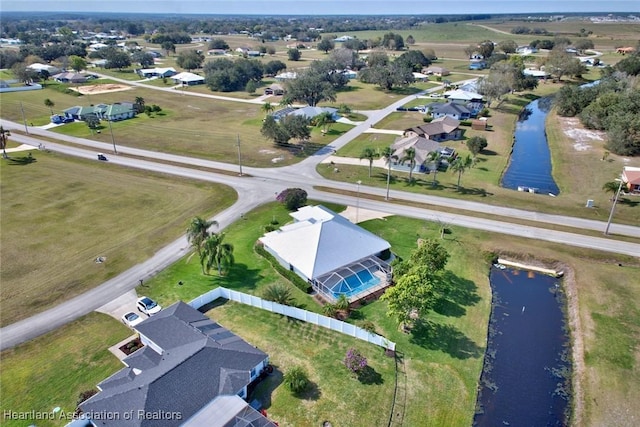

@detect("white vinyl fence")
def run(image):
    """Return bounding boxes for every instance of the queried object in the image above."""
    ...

[189,287,395,351]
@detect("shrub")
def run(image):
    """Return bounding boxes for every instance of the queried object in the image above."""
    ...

[264,224,277,232]
[322,303,337,318]
[276,188,308,211]
[284,366,309,394]
[255,244,312,293]
[344,348,367,375]
[459,120,472,127]
[262,283,294,305]
[335,294,349,311]
[360,320,376,334]
[422,116,433,123]
[76,389,98,406]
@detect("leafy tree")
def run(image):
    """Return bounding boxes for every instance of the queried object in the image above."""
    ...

[478,40,495,58]
[103,48,131,70]
[284,366,309,394]
[396,50,431,72]
[282,115,312,141]
[554,84,597,117]
[497,40,518,54]
[266,46,276,55]
[186,216,218,258]
[285,68,336,106]
[359,60,414,91]
[276,188,308,211]
[262,283,294,305]
[606,113,640,156]
[466,136,488,157]
[69,55,87,72]
[176,50,204,71]
[261,115,292,146]
[422,48,438,60]
[208,38,229,50]
[574,39,594,54]
[44,98,55,115]
[0,126,11,159]
[614,55,640,76]
[161,41,175,56]
[381,32,404,50]
[287,48,301,61]
[318,38,335,53]
[450,154,473,190]
[360,147,376,177]
[344,348,367,375]
[264,60,287,76]
[366,51,389,68]
[84,114,101,134]
[131,51,155,68]
[400,147,417,182]
[545,47,586,81]
[200,232,234,276]
[406,35,415,45]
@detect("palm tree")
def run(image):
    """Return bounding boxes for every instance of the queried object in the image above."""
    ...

[200,232,235,276]
[400,147,417,182]
[262,283,295,305]
[603,181,623,202]
[261,102,274,118]
[380,146,396,200]
[450,154,473,190]
[134,97,145,113]
[186,216,218,258]
[0,126,11,159]
[44,98,55,115]
[315,111,336,135]
[360,147,376,177]
[426,150,442,186]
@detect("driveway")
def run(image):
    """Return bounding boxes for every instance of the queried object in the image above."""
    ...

[95,289,139,323]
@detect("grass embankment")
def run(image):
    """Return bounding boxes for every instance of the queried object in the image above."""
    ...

[0,152,236,326]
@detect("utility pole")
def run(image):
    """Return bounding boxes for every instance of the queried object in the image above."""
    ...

[108,119,117,155]
[20,102,29,134]
[236,135,243,176]
[604,178,623,235]
[356,180,362,223]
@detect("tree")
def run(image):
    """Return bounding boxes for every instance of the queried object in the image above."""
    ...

[314,111,335,135]
[317,38,335,53]
[176,50,204,71]
[262,283,294,305]
[477,40,495,58]
[450,154,473,190]
[381,32,404,50]
[380,146,396,199]
[44,98,55,115]
[200,232,234,276]
[134,97,145,114]
[0,126,10,159]
[574,39,594,54]
[344,348,367,375]
[264,60,286,76]
[287,48,301,61]
[261,115,292,146]
[360,147,376,178]
[84,114,101,134]
[322,303,337,318]
[545,47,586,81]
[426,150,442,186]
[103,48,131,70]
[284,366,309,394]
[396,50,431,72]
[359,61,414,91]
[285,68,336,106]
[131,51,155,68]
[497,40,518,54]
[261,102,274,118]
[400,147,417,182]
[466,136,488,157]
[161,41,175,56]
[406,35,415,45]
[422,48,438,60]
[186,216,218,258]
[603,181,622,201]
[208,38,229,50]
[276,188,308,211]
[69,55,87,72]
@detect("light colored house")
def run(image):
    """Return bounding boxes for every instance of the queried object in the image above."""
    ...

[26,63,61,75]
[275,71,298,81]
[259,205,392,302]
[443,89,483,103]
[272,106,338,122]
[79,302,271,427]
[412,72,429,82]
[516,46,538,55]
[207,49,226,56]
[333,35,354,42]
[404,116,462,141]
[523,68,549,78]
[137,67,177,78]
[171,71,205,86]
[622,166,640,194]
[423,66,450,76]
[52,72,87,84]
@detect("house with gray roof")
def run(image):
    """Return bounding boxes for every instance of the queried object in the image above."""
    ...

[79,302,270,427]
[272,106,338,122]
[429,102,472,120]
[404,116,462,142]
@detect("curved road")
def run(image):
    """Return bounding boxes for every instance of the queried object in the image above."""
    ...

[1,81,639,350]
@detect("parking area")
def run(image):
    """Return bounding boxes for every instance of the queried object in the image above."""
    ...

[95,289,139,324]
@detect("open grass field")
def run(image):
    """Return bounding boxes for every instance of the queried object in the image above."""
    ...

[0,152,236,326]
[2,201,638,426]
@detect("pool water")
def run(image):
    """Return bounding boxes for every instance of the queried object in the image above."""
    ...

[331,269,381,299]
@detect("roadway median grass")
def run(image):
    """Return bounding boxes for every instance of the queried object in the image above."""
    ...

[0,151,236,326]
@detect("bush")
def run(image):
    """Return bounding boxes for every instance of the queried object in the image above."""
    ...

[276,188,308,211]
[360,320,376,334]
[255,244,312,293]
[264,224,277,232]
[284,366,309,394]
[76,389,98,406]
[245,80,258,93]
[459,120,472,127]
[344,348,367,375]
[422,116,433,123]
[262,283,294,305]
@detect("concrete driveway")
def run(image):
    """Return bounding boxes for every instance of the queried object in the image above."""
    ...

[95,289,139,323]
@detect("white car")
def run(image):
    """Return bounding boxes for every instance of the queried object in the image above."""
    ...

[122,312,144,328]
[136,297,162,316]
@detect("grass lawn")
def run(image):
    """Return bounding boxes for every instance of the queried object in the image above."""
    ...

[0,152,236,326]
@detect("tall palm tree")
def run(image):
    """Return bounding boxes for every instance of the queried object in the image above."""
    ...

[200,232,235,276]
[315,111,336,135]
[400,147,417,182]
[360,147,376,177]
[450,154,473,190]
[186,216,218,257]
[380,146,396,199]
[426,150,442,186]
[603,180,623,202]
[261,102,274,118]
[0,126,10,159]
[134,97,145,113]
[44,98,55,115]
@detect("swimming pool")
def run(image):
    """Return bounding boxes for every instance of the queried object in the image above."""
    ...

[330,269,381,299]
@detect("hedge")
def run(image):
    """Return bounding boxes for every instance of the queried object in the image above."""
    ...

[255,243,313,293]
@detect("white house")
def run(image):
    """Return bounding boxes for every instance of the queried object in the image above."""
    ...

[171,71,205,85]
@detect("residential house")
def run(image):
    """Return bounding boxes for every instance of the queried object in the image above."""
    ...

[272,106,338,122]
[390,135,454,173]
[182,395,277,427]
[523,68,550,79]
[79,302,271,427]
[137,67,177,78]
[443,89,483,104]
[404,116,462,142]
[172,72,205,86]
[622,166,640,194]
[52,72,87,84]
[207,49,227,56]
[26,62,61,75]
[468,61,487,70]
[616,47,636,55]
[259,205,392,302]
[429,102,472,120]
[412,72,429,82]
[104,103,136,121]
[264,83,285,96]
[333,35,354,42]
[275,71,297,81]
[422,66,450,76]
[516,46,538,55]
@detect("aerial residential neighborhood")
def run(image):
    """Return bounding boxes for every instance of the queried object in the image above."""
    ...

[1,2,639,427]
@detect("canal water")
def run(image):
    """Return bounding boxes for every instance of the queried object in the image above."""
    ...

[501,97,561,196]
[474,266,571,427]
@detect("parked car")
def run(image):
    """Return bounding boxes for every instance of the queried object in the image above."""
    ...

[97,153,108,161]
[137,296,162,316]
[122,312,144,327]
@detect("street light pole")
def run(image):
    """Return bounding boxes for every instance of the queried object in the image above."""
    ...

[236,135,243,176]
[355,180,362,224]
[604,178,623,235]
[20,102,29,135]
[108,119,117,155]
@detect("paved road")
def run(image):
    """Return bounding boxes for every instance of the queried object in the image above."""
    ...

[1,81,639,350]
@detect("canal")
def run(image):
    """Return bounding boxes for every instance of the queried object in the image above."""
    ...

[501,97,561,196]
[474,265,571,426]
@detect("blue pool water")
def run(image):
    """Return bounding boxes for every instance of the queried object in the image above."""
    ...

[501,97,560,195]
[331,269,380,299]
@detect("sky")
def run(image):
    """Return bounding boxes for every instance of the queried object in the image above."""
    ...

[1,0,639,15]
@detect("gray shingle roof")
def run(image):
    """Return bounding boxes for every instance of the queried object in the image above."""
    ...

[80,302,268,427]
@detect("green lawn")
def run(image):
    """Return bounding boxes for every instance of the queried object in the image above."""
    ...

[0,152,236,326]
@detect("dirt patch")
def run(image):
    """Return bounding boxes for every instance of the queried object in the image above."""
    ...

[559,117,606,152]
[71,83,132,95]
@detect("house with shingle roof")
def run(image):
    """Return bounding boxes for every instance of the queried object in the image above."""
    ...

[429,102,472,120]
[79,302,271,427]
[52,72,87,84]
[622,166,640,194]
[404,116,462,142]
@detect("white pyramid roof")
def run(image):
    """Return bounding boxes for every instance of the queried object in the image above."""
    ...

[259,205,390,280]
